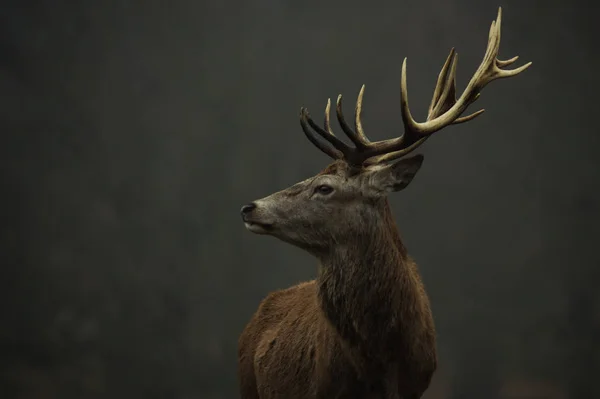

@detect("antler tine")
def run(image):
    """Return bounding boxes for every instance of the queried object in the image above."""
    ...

[335,92,369,148]
[427,48,456,120]
[299,107,346,160]
[497,55,519,68]
[433,51,459,120]
[324,99,335,135]
[354,85,371,145]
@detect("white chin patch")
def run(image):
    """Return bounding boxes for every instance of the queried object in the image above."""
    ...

[244,222,270,234]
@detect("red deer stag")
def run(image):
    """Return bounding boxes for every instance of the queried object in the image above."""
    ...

[238,8,530,399]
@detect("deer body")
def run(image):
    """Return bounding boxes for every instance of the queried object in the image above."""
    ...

[238,8,530,399]
[239,191,436,399]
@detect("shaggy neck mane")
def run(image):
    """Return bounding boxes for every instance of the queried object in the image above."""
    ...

[317,199,423,373]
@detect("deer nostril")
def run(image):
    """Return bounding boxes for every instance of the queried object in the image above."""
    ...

[240,203,257,217]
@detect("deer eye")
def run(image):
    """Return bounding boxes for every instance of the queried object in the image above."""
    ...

[314,185,334,195]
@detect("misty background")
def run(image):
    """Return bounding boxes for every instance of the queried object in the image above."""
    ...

[0,0,598,398]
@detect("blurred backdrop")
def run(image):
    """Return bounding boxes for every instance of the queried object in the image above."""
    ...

[1,0,598,398]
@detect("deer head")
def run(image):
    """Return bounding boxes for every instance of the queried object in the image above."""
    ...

[240,8,531,257]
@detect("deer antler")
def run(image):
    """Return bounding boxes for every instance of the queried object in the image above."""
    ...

[300,7,532,166]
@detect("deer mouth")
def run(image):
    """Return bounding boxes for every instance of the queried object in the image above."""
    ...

[244,221,274,234]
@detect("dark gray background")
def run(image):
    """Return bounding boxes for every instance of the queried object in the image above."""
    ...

[1,0,598,398]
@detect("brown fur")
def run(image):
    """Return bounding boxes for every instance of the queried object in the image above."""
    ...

[238,161,437,399]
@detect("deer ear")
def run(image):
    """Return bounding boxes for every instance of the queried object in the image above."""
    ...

[368,154,424,194]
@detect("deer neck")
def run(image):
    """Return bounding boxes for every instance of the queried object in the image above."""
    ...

[316,200,423,361]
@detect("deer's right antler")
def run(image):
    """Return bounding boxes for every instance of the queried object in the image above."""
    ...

[300,7,532,167]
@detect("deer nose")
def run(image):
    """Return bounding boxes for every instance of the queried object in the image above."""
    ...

[240,203,257,217]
